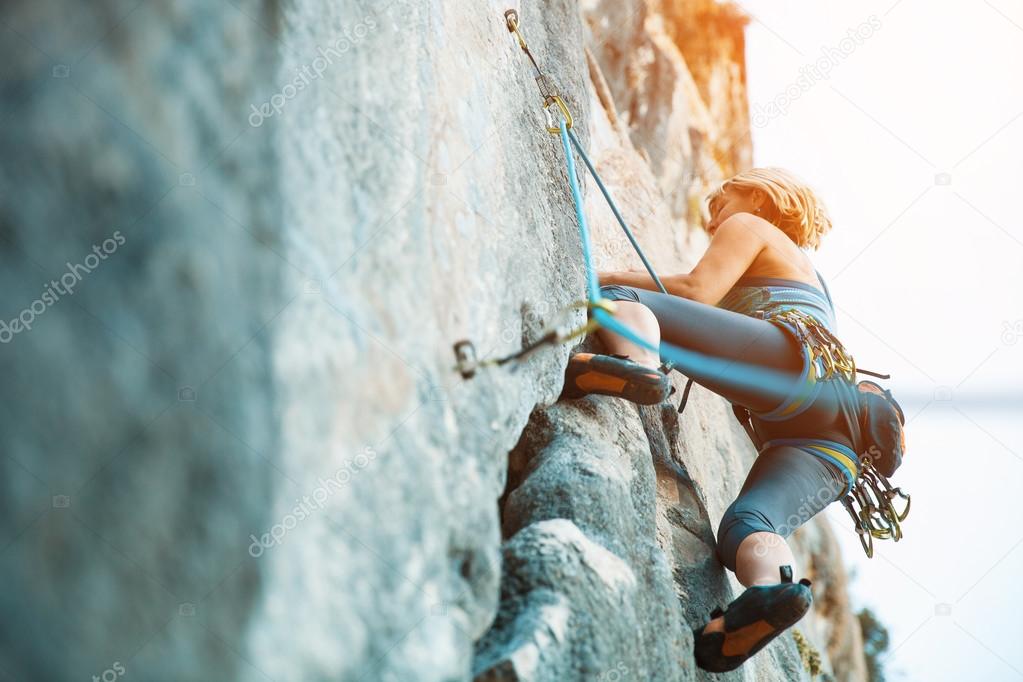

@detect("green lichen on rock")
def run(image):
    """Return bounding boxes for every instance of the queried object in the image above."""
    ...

[793,628,823,677]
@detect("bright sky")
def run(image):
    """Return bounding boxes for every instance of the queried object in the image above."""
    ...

[740,1,1023,679]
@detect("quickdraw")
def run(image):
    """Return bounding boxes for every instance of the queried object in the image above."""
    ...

[453,298,617,379]
[840,458,911,558]
[503,9,570,134]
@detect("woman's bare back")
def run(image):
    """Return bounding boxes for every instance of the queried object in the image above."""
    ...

[742,220,821,287]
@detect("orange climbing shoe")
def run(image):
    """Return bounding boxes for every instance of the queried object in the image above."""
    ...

[692,565,813,672]
[559,352,674,405]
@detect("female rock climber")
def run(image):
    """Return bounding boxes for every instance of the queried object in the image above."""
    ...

[559,167,863,672]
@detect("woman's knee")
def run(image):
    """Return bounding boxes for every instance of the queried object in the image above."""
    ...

[594,286,659,336]
[598,284,641,303]
[715,503,777,572]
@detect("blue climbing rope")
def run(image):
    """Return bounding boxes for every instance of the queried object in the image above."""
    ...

[558,118,601,304]
[566,129,669,297]
[561,124,676,373]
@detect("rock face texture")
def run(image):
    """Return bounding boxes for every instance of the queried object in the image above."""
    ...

[0,1,865,681]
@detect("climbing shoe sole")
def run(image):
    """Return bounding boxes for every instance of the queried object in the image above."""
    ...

[560,352,673,405]
[692,567,813,672]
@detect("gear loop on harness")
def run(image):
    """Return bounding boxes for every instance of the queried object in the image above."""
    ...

[763,307,857,383]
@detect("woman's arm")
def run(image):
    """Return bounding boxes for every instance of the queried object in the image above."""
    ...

[597,269,664,291]
[598,213,766,305]
[673,214,766,304]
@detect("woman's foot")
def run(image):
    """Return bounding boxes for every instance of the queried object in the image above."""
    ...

[692,565,813,672]
[559,352,674,405]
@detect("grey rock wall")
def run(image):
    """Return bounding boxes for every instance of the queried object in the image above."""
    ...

[0,1,865,680]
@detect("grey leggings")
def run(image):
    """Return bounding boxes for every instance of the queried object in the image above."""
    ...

[715,445,846,572]
[597,284,848,572]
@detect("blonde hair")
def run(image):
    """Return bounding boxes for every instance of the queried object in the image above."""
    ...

[704,167,833,250]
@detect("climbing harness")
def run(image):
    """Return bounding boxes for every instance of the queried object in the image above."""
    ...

[769,308,857,383]
[452,10,911,558]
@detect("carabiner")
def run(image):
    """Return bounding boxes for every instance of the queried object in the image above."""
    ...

[543,95,573,135]
[504,9,527,50]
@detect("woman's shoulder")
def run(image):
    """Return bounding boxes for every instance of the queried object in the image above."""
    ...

[745,232,819,285]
